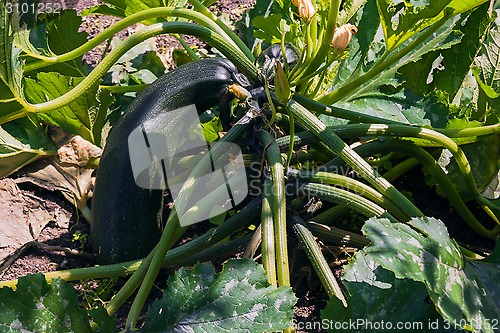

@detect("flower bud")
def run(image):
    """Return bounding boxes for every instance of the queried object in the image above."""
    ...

[292,0,317,23]
[331,24,358,51]
[274,61,291,103]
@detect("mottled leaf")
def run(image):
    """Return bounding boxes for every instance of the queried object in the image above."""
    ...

[0,274,116,332]
[142,259,297,333]
[361,217,500,332]
[473,10,500,99]
[332,89,449,126]
[322,252,459,332]
[321,1,463,110]
[0,2,25,121]
[376,0,486,52]
[400,4,491,97]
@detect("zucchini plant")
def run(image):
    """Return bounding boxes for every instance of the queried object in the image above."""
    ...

[0,0,499,332]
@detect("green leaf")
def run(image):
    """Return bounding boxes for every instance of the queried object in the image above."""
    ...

[200,115,222,142]
[0,2,25,120]
[376,0,486,52]
[0,117,56,178]
[472,10,500,99]
[428,135,500,200]
[399,3,491,98]
[141,259,297,333]
[252,14,285,44]
[0,274,116,332]
[237,0,276,47]
[325,1,462,103]
[322,251,458,333]
[338,0,368,25]
[16,10,90,77]
[360,217,500,332]
[332,89,449,126]
[24,72,109,145]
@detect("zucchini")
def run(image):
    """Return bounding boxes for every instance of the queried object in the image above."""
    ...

[91,58,244,263]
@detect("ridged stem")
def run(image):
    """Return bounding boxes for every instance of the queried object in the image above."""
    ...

[290,214,347,305]
[296,182,398,222]
[261,178,277,286]
[287,168,410,221]
[287,99,423,218]
[258,130,291,288]
[1,22,259,124]
[23,8,240,71]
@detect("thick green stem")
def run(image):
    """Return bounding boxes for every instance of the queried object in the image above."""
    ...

[327,123,482,197]
[2,22,259,124]
[301,0,339,78]
[306,221,370,248]
[297,182,398,222]
[287,168,410,221]
[318,17,448,104]
[290,214,347,305]
[287,99,424,218]
[258,130,291,288]
[262,178,277,286]
[23,8,233,72]
[293,93,401,124]
[187,0,255,62]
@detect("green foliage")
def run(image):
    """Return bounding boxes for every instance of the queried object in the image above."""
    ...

[376,0,487,52]
[0,0,498,331]
[473,10,500,99]
[359,217,500,332]
[0,274,116,332]
[322,252,459,332]
[0,117,56,178]
[141,259,297,332]
[24,73,113,145]
[428,135,500,200]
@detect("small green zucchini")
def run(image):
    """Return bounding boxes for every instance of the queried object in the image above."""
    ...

[91,58,245,263]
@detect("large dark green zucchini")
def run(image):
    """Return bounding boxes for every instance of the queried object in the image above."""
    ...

[91,58,243,263]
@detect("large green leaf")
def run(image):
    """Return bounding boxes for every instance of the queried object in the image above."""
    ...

[376,0,487,52]
[472,10,500,99]
[141,259,297,333]
[24,72,113,145]
[321,1,461,125]
[322,252,459,332]
[399,3,491,97]
[323,1,462,102]
[332,89,449,126]
[15,10,90,77]
[0,117,56,178]
[0,274,116,332]
[360,217,500,333]
[0,2,25,121]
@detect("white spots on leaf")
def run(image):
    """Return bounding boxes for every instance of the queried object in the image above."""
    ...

[35,302,45,310]
[10,319,23,329]
[223,279,238,293]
